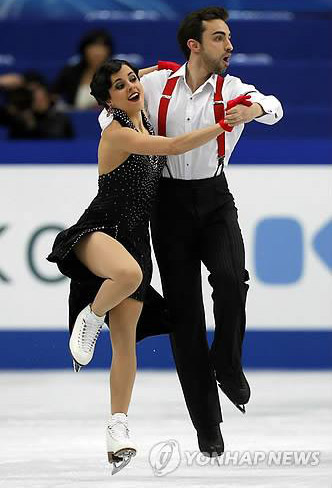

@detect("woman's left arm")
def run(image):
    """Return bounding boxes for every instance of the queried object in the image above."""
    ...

[138,65,158,78]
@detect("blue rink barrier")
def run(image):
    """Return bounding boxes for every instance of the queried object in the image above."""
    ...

[0,138,331,165]
[0,329,331,370]
[1,105,330,140]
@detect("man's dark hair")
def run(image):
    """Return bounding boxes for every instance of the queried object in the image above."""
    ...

[177,7,229,60]
[90,59,139,108]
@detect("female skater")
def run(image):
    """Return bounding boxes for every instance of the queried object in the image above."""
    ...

[47,59,251,473]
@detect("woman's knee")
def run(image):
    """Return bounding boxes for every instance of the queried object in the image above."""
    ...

[114,263,143,294]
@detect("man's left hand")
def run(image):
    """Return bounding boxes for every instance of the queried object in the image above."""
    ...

[224,103,264,127]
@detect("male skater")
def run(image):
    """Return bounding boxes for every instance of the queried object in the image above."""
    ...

[142,6,283,456]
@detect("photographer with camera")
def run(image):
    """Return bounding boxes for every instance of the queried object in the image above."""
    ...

[0,71,74,139]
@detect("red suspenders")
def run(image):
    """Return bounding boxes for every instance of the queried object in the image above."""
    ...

[213,75,225,163]
[157,74,226,169]
[157,76,180,138]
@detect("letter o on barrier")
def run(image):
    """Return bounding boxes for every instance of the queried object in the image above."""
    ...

[27,225,65,283]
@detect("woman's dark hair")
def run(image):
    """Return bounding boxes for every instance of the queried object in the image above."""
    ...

[79,29,113,62]
[23,70,48,88]
[90,59,139,108]
[177,7,229,60]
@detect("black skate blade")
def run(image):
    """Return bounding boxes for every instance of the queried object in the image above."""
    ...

[108,449,136,475]
[235,403,246,414]
[72,359,82,373]
[217,381,248,414]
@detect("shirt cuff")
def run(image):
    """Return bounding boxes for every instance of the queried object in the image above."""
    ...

[250,94,283,125]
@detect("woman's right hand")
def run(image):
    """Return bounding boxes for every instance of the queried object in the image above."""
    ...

[226,94,252,110]
[158,61,181,72]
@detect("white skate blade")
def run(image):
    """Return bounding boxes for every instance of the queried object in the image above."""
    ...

[72,359,82,373]
[108,449,136,475]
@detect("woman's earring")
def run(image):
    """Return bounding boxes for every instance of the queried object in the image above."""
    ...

[107,103,113,117]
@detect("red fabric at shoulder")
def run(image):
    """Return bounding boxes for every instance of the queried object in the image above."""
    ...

[158,60,181,72]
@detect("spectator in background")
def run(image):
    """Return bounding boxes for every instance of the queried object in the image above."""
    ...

[0,71,74,139]
[53,29,113,110]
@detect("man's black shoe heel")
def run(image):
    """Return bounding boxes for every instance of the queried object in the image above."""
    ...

[216,371,250,414]
[197,425,224,457]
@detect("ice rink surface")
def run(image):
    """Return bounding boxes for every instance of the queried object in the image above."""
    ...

[0,370,331,488]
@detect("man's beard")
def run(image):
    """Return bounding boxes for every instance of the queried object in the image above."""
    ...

[213,66,227,76]
[201,51,227,75]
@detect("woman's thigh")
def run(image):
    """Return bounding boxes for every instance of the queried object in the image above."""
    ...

[74,231,142,280]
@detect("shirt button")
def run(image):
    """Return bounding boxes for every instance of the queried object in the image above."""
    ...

[187,117,190,121]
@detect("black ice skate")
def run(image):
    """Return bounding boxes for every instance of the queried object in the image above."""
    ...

[216,370,250,414]
[197,424,224,457]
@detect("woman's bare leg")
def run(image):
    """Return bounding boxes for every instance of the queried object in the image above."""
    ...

[74,231,143,316]
[109,297,143,414]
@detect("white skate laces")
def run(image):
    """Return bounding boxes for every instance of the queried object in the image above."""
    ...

[108,415,129,440]
[107,413,137,474]
[69,304,105,369]
[78,315,103,353]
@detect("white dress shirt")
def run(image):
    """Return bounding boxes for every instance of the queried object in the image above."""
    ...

[98,63,283,179]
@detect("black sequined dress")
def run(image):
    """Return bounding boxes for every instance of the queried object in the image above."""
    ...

[47,108,172,341]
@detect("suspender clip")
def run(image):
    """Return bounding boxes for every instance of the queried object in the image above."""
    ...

[214,156,225,177]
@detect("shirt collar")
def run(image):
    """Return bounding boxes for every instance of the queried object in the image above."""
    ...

[169,62,218,92]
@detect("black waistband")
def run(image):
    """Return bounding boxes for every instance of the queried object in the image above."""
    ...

[159,172,226,189]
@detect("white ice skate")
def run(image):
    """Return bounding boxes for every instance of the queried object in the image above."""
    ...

[106,413,137,475]
[69,304,105,371]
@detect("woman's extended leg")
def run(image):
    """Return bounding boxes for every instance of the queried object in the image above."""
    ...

[109,297,143,413]
[106,297,143,467]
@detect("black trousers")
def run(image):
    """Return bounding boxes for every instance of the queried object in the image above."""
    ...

[151,172,250,430]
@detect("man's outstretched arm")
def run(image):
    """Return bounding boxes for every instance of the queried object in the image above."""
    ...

[225,77,283,127]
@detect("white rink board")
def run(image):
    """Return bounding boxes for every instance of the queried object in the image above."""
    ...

[1,164,331,330]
